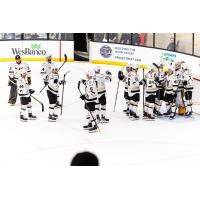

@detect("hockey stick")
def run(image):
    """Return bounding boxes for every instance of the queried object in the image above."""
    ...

[78,81,101,133]
[39,54,68,94]
[9,79,45,112]
[60,70,71,115]
[113,80,120,112]
[30,95,44,112]
[113,66,126,112]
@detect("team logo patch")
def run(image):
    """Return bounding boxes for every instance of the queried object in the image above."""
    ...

[100,45,112,58]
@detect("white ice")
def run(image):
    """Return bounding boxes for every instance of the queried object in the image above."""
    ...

[0,61,200,167]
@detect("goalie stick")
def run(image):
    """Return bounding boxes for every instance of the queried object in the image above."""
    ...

[78,80,101,133]
[60,70,71,115]
[39,54,68,94]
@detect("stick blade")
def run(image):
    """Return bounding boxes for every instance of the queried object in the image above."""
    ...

[64,54,67,62]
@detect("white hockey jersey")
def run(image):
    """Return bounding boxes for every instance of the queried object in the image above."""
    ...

[155,69,165,89]
[41,62,55,82]
[47,73,59,95]
[95,73,112,97]
[18,77,30,97]
[165,74,179,94]
[126,71,140,96]
[82,79,98,102]
[175,69,184,91]
[183,70,193,91]
[9,62,21,80]
[144,72,157,94]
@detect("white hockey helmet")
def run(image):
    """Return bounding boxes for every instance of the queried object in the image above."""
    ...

[85,70,94,78]
[181,63,188,71]
[45,54,52,59]
[148,66,154,72]
[94,65,101,73]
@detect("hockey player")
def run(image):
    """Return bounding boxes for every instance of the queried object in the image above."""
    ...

[182,64,193,117]
[40,54,55,86]
[118,65,131,115]
[47,67,64,122]
[8,55,27,105]
[163,67,179,119]
[41,54,62,108]
[174,61,185,113]
[141,66,157,120]
[94,66,112,123]
[79,71,98,132]
[126,65,140,120]
[154,63,165,116]
[18,69,36,122]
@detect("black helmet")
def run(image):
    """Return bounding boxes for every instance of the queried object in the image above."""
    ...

[15,55,21,60]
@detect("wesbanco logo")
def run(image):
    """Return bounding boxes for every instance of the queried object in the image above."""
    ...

[11,43,47,56]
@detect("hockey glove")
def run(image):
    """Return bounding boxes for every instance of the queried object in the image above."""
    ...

[28,77,31,85]
[54,78,59,84]
[124,92,128,99]
[29,89,35,94]
[105,70,112,75]
[139,80,144,85]
[60,80,66,85]
[118,71,124,81]
[44,81,48,86]
[80,94,86,100]
[183,81,187,86]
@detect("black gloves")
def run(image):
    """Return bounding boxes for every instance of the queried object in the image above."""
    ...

[60,80,66,85]
[118,71,124,81]
[54,78,58,84]
[105,70,112,75]
[28,77,31,85]
[80,94,86,100]
[29,89,35,94]
[44,81,48,86]
[183,81,187,86]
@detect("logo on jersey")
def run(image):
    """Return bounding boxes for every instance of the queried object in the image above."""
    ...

[100,45,112,58]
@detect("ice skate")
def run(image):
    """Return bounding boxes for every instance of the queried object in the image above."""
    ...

[20,115,28,122]
[132,113,139,120]
[96,115,101,123]
[28,113,37,120]
[101,115,109,123]
[143,111,148,119]
[83,123,92,130]
[88,125,98,133]
[146,114,155,121]
[48,114,57,122]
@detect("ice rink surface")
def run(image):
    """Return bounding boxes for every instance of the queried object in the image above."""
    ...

[0,61,200,167]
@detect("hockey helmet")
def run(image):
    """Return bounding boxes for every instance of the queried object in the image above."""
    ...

[45,54,52,59]
[85,70,94,78]
[181,63,188,71]
[15,55,21,60]
[94,65,101,73]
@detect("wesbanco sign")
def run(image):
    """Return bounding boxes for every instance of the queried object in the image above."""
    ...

[0,40,74,62]
[89,41,200,77]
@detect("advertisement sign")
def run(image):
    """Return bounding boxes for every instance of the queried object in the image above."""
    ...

[90,41,200,76]
[0,40,74,62]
